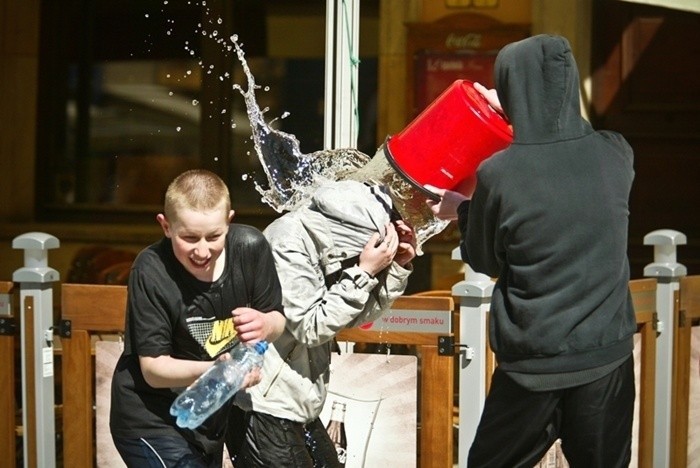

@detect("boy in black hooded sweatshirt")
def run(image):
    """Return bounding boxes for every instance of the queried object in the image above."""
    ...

[427,34,636,467]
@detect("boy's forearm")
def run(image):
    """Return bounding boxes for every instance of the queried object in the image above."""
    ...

[265,310,286,342]
[140,355,214,389]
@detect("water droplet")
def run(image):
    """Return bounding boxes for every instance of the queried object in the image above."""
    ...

[192,99,199,106]
[176,127,182,132]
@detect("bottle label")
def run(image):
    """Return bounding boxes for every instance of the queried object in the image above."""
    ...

[336,446,347,464]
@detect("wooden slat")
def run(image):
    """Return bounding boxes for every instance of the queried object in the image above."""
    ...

[61,283,127,468]
[672,275,700,467]
[392,295,452,312]
[485,313,493,393]
[680,275,700,320]
[673,285,688,468]
[0,281,15,465]
[637,316,655,468]
[337,328,441,346]
[336,295,455,468]
[61,329,94,468]
[630,278,657,314]
[420,345,453,468]
[61,284,127,331]
[630,278,658,468]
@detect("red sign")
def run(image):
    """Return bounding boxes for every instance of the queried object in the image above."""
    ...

[413,50,498,116]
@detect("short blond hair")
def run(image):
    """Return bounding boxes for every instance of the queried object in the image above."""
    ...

[164,169,231,221]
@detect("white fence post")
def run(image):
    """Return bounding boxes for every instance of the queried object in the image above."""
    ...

[451,247,494,467]
[13,232,60,468]
[643,229,687,468]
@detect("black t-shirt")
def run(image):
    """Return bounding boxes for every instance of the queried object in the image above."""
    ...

[110,224,283,454]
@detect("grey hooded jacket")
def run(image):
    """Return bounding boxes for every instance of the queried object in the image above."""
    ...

[236,180,412,422]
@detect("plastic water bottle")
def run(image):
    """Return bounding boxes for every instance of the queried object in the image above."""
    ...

[170,340,268,429]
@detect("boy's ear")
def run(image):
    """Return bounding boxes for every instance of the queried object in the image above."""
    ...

[156,213,172,237]
[228,210,235,223]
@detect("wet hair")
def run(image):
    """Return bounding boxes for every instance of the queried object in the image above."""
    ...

[163,169,231,222]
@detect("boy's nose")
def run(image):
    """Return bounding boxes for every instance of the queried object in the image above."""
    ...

[193,239,209,256]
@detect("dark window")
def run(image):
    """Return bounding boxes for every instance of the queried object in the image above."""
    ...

[36,0,378,226]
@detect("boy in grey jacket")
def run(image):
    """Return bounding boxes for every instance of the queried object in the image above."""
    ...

[234,180,416,467]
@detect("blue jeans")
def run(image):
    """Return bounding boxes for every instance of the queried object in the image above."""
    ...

[112,435,222,468]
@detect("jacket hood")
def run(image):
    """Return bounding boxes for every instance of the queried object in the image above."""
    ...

[303,180,392,276]
[495,34,593,143]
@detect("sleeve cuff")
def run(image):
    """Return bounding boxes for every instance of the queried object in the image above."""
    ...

[457,199,471,220]
[343,266,378,289]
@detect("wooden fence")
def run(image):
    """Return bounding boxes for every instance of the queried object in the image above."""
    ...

[0,281,16,464]
[59,284,454,468]
[674,275,700,466]
[3,277,699,466]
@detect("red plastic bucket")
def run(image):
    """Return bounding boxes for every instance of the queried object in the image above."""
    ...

[386,79,512,196]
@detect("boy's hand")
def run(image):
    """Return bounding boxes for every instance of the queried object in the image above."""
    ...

[232,307,269,344]
[232,308,286,343]
[359,223,398,277]
[474,82,504,115]
[241,367,262,389]
[393,219,416,267]
[424,185,469,221]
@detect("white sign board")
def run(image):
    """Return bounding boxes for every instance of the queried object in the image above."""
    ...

[357,308,452,334]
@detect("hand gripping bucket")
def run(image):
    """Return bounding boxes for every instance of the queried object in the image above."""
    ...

[385,79,513,199]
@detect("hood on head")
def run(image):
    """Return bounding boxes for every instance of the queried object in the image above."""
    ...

[494,34,592,144]
[310,180,392,259]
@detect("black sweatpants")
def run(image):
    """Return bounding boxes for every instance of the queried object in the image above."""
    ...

[468,356,635,468]
[233,411,341,468]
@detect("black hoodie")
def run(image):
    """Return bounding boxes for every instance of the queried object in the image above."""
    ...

[459,35,636,377]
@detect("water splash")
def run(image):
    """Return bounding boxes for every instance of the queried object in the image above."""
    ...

[229,35,369,213]
[226,35,448,250]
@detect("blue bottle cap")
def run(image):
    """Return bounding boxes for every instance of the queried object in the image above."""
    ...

[254,340,268,354]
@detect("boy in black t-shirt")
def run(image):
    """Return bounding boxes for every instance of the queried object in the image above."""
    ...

[110,169,286,467]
